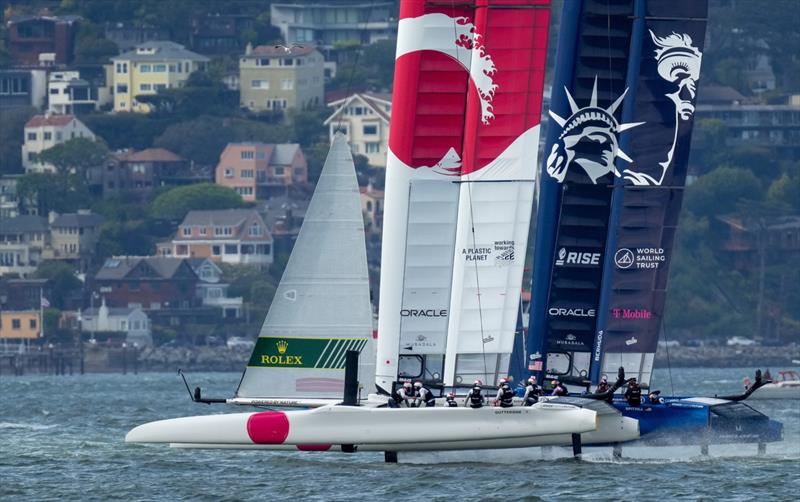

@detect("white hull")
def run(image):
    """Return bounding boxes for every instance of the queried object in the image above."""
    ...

[127,402,597,449]
[748,382,800,400]
[167,415,637,452]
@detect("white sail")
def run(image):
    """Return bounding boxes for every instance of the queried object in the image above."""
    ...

[236,133,373,399]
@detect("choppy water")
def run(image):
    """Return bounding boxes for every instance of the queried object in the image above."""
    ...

[1,367,798,501]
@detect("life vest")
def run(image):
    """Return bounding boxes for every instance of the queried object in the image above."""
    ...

[626,385,642,405]
[446,398,458,407]
[420,387,435,406]
[469,387,483,408]
[524,384,540,405]
[500,384,514,407]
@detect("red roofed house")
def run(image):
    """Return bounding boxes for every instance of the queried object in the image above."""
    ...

[157,209,273,267]
[214,142,308,201]
[21,113,95,173]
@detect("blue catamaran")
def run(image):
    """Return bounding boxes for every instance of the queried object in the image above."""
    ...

[513,0,782,451]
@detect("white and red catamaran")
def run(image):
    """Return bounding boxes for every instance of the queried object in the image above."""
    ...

[127,0,639,457]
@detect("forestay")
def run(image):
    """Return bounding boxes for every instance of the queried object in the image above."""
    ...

[236,133,373,399]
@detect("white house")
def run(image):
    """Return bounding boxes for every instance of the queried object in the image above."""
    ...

[324,92,391,167]
[21,114,96,173]
[80,298,153,347]
[188,257,243,319]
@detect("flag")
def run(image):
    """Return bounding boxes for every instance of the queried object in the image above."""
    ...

[41,296,50,308]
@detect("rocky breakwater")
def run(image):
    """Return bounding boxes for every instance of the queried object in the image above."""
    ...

[654,344,800,368]
[137,346,250,372]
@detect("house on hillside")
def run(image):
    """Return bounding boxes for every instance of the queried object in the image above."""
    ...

[104,22,170,53]
[360,184,384,235]
[47,210,104,270]
[80,298,153,347]
[110,41,209,113]
[214,143,308,201]
[325,91,391,167]
[190,13,255,54]
[188,258,243,319]
[91,256,200,310]
[47,69,112,114]
[6,14,81,66]
[0,69,48,110]
[0,215,49,277]
[157,209,273,268]
[21,114,96,173]
[239,44,324,113]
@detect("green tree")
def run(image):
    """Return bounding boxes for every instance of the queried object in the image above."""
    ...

[74,22,118,64]
[684,167,762,217]
[0,107,37,174]
[767,170,800,212]
[34,261,83,310]
[16,172,91,216]
[95,220,156,259]
[712,58,748,94]
[35,137,110,176]
[150,183,244,221]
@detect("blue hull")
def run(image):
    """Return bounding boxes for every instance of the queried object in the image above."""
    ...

[610,398,783,446]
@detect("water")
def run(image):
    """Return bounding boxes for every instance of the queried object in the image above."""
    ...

[1,367,798,501]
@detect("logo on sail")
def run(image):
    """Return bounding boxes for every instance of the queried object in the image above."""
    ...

[276,339,289,354]
[248,337,368,369]
[555,247,601,267]
[546,77,644,184]
[615,248,665,270]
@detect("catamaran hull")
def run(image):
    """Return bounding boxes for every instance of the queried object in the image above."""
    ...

[167,415,637,451]
[747,383,800,400]
[126,403,596,447]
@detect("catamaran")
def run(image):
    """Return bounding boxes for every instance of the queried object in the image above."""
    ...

[515,0,782,452]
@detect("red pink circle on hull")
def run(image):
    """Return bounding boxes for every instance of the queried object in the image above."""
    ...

[247,412,289,444]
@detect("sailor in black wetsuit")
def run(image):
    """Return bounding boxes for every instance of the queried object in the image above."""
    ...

[523,376,541,406]
[465,381,485,409]
[416,381,436,407]
[551,379,568,397]
[397,381,418,407]
[596,376,610,394]
[445,392,458,407]
[624,378,642,406]
[494,378,515,408]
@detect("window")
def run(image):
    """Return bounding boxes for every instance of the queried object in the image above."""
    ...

[249,223,261,236]
[241,151,254,160]
[257,58,271,66]
[281,79,294,90]
[212,245,221,256]
[251,80,269,89]
[363,124,377,135]
[182,226,191,237]
[176,244,188,255]
[153,64,167,72]
[116,63,128,74]
[30,319,37,329]
[168,64,177,72]
[224,167,234,178]
[273,167,285,176]
[44,132,52,141]
[11,77,28,94]
[366,142,380,153]
[241,244,254,254]
[56,132,62,141]
[282,58,293,66]
[241,169,254,178]
[154,84,166,91]
[27,132,36,141]
[140,64,151,73]
[50,87,59,95]
[129,281,140,292]
[257,244,271,255]
[116,84,128,93]
[12,319,21,329]
[199,227,207,236]
[139,83,152,91]
[224,244,238,254]
[28,152,35,161]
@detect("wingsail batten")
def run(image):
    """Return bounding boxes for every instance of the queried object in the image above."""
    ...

[236,134,373,399]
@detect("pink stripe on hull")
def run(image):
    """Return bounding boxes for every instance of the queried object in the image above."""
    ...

[247,412,290,444]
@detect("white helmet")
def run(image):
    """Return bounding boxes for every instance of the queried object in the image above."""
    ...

[499,378,507,385]
[414,381,422,388]
[403,381,412,388]
[528,376,537,384]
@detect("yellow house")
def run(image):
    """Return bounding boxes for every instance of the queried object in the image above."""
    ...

[110,41,209,113]
[0,311,41,339]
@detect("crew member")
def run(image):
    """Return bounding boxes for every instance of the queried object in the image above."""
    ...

[596,376,610,394]
[416,381,436,407]
[648,390,662,405]
[397,381,418,407]
[551,379,568,397]
[445,392,458,407]
[494,378,514,408]
[465,380,485,409]
[523,376,541,406]
[624,378,642,406]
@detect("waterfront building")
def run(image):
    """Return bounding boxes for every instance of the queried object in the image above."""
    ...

[79,298,153,347]
[0,310,40,340]
[188,258,243,319]
[324,91,391,167]
[110,41,209,113]
[158,209,273,268]
[270,2,397,50]
[21,114,96,173]
[214,143,308,201]
[239,44,324,113]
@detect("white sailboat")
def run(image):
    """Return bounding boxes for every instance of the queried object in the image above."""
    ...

[127,133,602,452]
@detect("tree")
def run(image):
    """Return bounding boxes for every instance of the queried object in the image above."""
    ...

[684,167,762,217]
[36,137,110,176]
[82,113,174,150]
[95,220,156,260]
[150,183,244,221]
[74,22,118,64]
[34,261,83,310]
[0,107,37,175]
[767,170,800,212]
[16,172,91,216]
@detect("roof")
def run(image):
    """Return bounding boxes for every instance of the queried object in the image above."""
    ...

[112,41,209,63]
[25,114,75,128]
[51,212,105,228]
[272,144,301,165]
[246,44,317,58]
[698,84,747,105]
[182,208,256,227]
[324,92,391,125]
[83,307,142,317]
[117,148,183,163]
[0,215,48,235]
[8,14,81,25]
[95,256,194,281]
